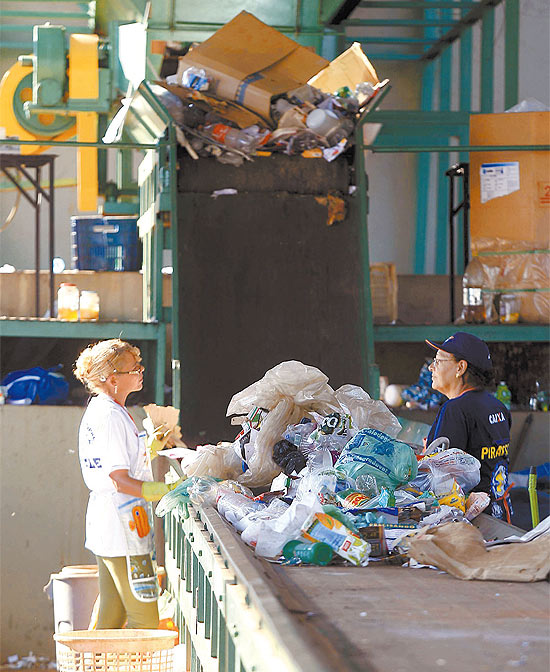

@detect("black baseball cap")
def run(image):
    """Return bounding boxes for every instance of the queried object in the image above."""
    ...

[425,331,493,372]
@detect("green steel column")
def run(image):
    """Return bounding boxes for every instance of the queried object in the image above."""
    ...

[413,60,435,275]
[480,8,494,112]
[414,0,439,274]
[168,128,181,408]
[457,9,473,273]
[435,6,452,275]
[354,120,379,399]
[504,0,520,109]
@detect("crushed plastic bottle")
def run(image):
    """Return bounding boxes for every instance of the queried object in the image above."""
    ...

[282,540,333,565]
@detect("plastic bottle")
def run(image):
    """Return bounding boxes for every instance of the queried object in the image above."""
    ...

[495,381,512,410]
[203,124,259,153]
[79,290,100,321]
[282,540,333,565]
[462,257,486,324]
[57,283,79,321]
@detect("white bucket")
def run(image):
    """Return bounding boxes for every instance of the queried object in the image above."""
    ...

[44,565,99,666]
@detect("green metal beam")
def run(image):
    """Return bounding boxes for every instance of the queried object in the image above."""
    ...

[348,36,437,44]
[360,1,478,7]
[1,138,164,149]
[421,0,503,61]
[344,18,458,26]
[504,0,520,109]
[368,144,550,152]
[0,10,91,18]
[373,324,550,342]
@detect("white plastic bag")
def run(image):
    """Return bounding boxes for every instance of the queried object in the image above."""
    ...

[335,384,401,437]
[412,447,481,494]
[226,361,341,487]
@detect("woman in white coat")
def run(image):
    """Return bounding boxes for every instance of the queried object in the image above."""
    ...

[74,339,177,628]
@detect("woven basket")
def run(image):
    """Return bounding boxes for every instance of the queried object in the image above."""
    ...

[54,629,177,672]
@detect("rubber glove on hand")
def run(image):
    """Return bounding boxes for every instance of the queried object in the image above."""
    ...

[141,480,182,502]
[147,426,172,461]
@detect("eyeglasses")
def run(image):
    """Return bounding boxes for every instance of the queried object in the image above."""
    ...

[430,357,455,368]
[113,363,144,375]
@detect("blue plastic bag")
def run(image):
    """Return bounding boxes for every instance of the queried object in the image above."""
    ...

[335,428,418,490]
[1,365,69,405]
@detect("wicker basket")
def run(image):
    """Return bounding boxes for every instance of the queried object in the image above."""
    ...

[54,629,177,672]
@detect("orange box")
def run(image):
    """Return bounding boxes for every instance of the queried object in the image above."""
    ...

[469,111,550,250]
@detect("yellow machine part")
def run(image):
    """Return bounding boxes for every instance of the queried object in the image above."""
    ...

[69,34,99,211]
[76,112,98,211]
[0,60,75,155]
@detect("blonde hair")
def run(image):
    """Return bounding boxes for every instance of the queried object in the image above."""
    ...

[74,339,141,395]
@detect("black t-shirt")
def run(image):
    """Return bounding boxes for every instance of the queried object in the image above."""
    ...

[426,389,511,501]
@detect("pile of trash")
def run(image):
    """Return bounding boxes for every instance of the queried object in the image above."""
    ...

[150,12,388,166]
[156,360,499,570]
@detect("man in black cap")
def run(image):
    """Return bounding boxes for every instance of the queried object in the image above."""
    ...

[425,332,512,520]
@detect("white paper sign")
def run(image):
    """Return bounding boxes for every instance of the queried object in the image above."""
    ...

[480,161,520,203]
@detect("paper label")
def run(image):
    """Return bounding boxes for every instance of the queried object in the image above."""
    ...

[480,162,520,203]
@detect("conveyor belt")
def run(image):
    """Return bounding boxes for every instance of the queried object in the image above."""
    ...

[164,506,549,672]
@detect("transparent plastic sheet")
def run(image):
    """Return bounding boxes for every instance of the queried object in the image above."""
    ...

[466,239,550,324]
[411,447,481,494]
[182,442,244,481]
[334,384,402,437]
[226,361,342,487]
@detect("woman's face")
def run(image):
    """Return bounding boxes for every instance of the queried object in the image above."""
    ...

[428,349,458,396]
[112,351,144,396]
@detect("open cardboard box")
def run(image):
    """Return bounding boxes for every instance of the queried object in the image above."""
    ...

[176,11,381,124]
[177,11,328,123]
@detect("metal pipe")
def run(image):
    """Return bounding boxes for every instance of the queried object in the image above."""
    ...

[366,144,550,152]
[35,166,40,317]
[1,138,165,149]
[49,157,55,318]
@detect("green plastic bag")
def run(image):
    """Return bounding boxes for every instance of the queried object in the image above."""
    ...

[335,428,418,490]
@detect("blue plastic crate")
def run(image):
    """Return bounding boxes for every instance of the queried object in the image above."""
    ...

[71,216,141,271]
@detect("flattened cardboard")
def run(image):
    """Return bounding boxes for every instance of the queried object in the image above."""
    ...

[408,522,550,582]
[309,42,379,96]
[176,11,328,121]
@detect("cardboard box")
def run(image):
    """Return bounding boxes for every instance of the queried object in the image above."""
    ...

[308,42,379,98]
[469,112,550,249]
[176,11,328,122]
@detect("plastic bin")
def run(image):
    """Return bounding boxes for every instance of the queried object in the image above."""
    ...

[54,629,177,672]
[71,216,141,271]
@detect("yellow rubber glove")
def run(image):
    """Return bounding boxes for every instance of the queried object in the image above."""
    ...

[141,480,181,502]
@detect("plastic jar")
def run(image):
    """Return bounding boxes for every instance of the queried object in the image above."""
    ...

[499,294,520,324]
[57,283,79,321]
[79,290,100,321]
